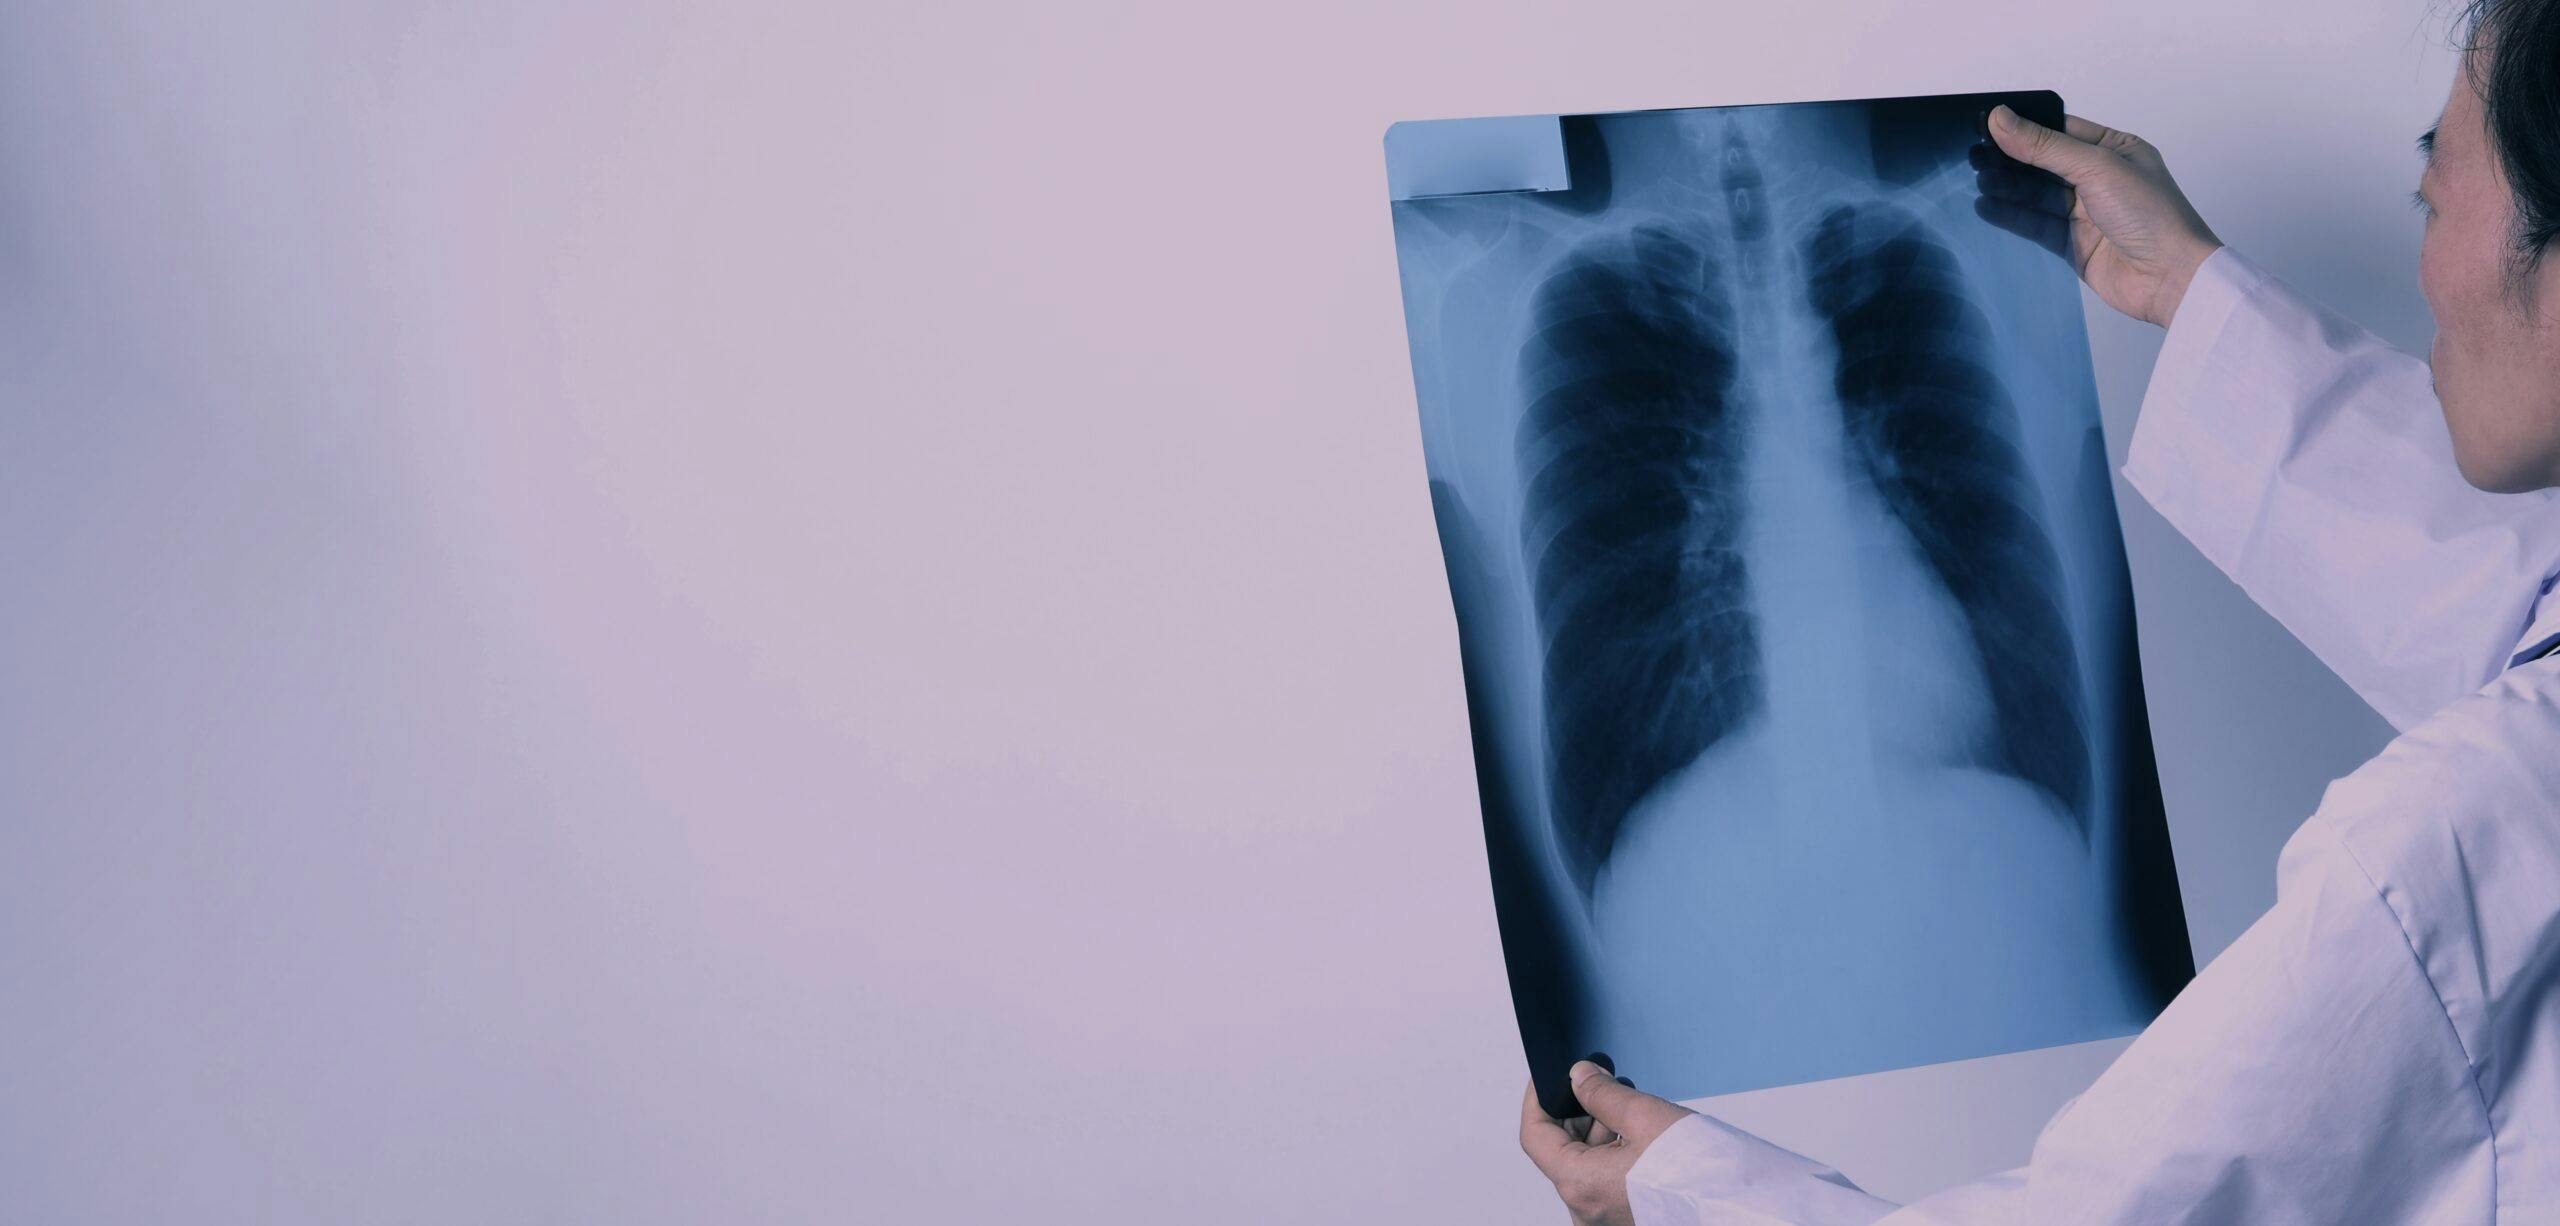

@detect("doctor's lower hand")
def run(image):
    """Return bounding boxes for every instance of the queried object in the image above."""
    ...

[1979,105,2222,329]
[1521,1058,1695,1225]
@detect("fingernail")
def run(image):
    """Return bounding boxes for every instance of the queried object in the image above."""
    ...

[1990,104,2017,130]
[1583,1050,1615,1075]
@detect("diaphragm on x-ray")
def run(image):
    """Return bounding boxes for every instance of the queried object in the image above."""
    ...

[1383,91,2194,1118]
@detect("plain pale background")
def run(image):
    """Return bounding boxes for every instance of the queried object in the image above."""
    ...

[0,1,2447,1221]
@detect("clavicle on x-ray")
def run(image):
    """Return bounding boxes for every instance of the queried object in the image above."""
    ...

[1383,91,2195,1119]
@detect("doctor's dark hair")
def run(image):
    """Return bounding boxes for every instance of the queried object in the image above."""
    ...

[2458,0,2560,275]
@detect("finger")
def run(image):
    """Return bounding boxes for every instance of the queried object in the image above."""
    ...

[2061,113,2125,146]
[1519,1078,1588,1180]
[1988,105,2114,183]
[1975,160,2070,215]
[1972,193,2075,263]
[1972,141,2070,204]
[2063,113,2161,164]
[1588,1116,1620,1146]
[1520,1075,1559,1129]
[1569,1060,1691,1141]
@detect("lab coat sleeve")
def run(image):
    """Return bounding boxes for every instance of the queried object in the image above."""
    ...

[2120,245,2560,729]
[1625,811,2489,1225]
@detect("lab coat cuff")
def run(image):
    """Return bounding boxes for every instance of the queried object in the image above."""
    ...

[2121,245,2278,575]
[1625,1112,1899,1226]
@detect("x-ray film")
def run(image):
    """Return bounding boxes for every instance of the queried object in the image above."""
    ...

[1383,91,2195,1118]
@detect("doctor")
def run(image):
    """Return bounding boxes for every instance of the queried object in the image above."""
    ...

[1520,4,2560,1223]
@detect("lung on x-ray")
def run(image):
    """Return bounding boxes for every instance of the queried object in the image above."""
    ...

[1383,91,2194,1118]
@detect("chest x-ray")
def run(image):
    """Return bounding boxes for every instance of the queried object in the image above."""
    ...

[1384,91,2194,1118]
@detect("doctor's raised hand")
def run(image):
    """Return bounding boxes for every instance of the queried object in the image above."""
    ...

[1977,104,2223,327]
[1520,1060,1693,1226]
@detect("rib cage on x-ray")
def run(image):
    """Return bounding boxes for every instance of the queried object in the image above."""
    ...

[1804,199,2092,832]
[1517,223,1757,897]
[1389,90,2193,1119]
[1515,125,2091,896]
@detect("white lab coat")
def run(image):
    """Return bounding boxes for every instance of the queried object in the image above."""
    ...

[1624,247,2560,1224]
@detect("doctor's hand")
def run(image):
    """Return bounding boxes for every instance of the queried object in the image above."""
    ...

[1520,1059,1695,1226]
[1978,105,2223,329]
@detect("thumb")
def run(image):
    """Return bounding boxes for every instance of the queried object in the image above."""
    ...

[1989,105,2110,182]
[1568,1060,1690,1141]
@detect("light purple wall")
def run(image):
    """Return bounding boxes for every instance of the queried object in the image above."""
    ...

[0,2,2440,1220]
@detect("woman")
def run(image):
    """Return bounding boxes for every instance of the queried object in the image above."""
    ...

[1521,4,2560,1222]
